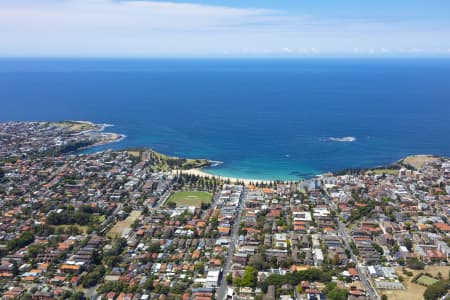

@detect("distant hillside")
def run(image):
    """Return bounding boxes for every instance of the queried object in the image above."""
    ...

[335,154,446,176]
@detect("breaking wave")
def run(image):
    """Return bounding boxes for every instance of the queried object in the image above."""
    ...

[328,136,356,142]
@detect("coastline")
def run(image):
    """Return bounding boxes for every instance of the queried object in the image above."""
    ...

[173,168,284,185]
[66,121,447,183]
[69,121,127,153]
[95,132,127,146]
[173,154,447,185]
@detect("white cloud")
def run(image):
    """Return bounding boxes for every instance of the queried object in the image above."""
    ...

[0,0,449,56]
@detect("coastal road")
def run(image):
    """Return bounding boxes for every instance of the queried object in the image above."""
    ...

[155,187,172,208]
[201,188,221,219]
[336,219,379,300]
[324,189,379,300]
[216,187,247,300]
[85,285,98,300]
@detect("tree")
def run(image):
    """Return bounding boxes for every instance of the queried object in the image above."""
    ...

[26,244,46,259]
[46,210,91,226]
[392,244,400,253]
[226,273,233,284]
[404,238,413,251]
[143,206,149,215]
[10,260,19,276]
[332,254,340,265]
[325,282,348,300]
[97,281,130,294]
[148,241,161,253]
[82,265,105,288]
[142,278,154,291]
[406,258,425,270]
[241,266,257,288]
[265,268,336,287]
[19,293,32,300]
[423,280,450,300]
[248,253,268,270]
[323,282,337,295]
[131,219,140,229]
[372,243,384,255]
[69,292,85,300]
[171,284,188,295]
[327,288,348,300]
[233,274,242,287]
[7,231,34,252]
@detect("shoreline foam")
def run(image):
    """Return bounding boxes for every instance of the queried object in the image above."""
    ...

[73,122,127,153]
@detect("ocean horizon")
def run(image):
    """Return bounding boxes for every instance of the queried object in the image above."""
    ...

[1,58,450,180]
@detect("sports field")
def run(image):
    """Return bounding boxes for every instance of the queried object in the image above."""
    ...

[167,191,212,208]
[416,274,439,286]
[381,266,450,300]
[107,210,141,238]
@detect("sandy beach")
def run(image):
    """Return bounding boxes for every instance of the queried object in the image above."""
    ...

[173,168,283,185]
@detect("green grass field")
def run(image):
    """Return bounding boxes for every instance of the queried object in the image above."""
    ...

[167,191,212,208]
[367,169,399,175]
[416,275,439,286]
[52,224,88,234]
[97,215,106,222]
[107,210,142,239]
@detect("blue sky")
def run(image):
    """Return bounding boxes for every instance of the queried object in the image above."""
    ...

[1,0,450,57]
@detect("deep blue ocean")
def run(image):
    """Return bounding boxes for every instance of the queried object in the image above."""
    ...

[0,58,449,180]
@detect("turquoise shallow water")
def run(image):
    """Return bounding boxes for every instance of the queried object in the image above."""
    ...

[0,58,450,180]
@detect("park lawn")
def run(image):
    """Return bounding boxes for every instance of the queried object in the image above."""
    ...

[167,191,212,208]
[128,151,141,158]
[107,210,141,239]
[416,274,439,286]
[381,266,450,300]
[367,169,398,175]
[52,224,89,234]
[53,121,95,132]
[402,155,439,169]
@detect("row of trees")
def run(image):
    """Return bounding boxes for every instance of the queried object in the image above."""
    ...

[47,210,93,226]
[174,174,222,192]
[102,238,127,267]
[82,265,105,288]
[406,257,425,270]
[323,282,349,300]
[6,231,34,252]
[97,281,138,294]
[265,268,336,287]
